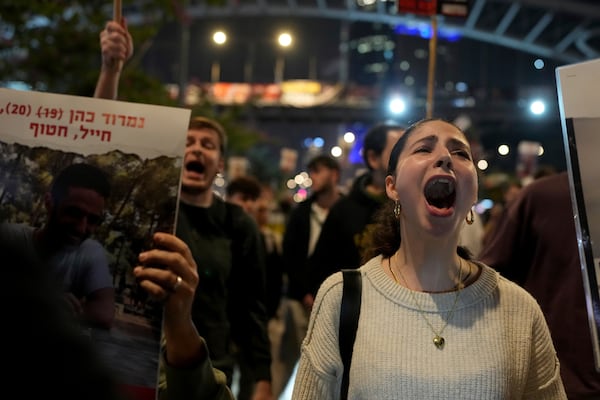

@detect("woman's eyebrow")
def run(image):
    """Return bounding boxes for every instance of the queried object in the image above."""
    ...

[408,135,469,152]
[447,137,470,149]
[410,135,437,147]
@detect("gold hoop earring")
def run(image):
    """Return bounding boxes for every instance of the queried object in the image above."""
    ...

[465,209,474,225]
[394,201,402,218]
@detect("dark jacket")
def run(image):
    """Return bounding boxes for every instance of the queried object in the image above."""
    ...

[260,227,284,319]
[176,196,271,384]
[480,172,600,399]
[282,194,316,301]
[307,172,386,296]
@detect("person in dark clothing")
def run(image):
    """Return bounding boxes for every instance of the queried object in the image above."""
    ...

[172,117,273,399]
[226,175,282,319]
[95,19,274,400]
[226,175,263,216]
[253,192,285,320]
[306,123,405,297]
[274,154,342,396]
[284,154,343,309]
[479,171,600,400]
[226,174,281,400]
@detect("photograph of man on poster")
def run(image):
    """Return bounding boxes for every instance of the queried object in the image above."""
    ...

[0,162,115,332]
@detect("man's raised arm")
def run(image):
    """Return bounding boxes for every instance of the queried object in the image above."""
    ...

[94,19,133,99]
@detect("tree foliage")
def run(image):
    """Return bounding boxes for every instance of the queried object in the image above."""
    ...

[0,1,169,96]
[1,1,280,182]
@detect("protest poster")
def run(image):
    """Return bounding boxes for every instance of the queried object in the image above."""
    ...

[0,87,190,398]
[556,58,600,372]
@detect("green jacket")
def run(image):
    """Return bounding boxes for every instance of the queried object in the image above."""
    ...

[158,339,234,400]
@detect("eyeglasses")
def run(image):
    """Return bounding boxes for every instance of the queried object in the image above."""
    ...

[62,205,104,227]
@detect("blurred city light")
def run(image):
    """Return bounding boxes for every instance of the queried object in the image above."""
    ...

[477,159,489,171]
[529,99,546,115]
[388,96,406,115]
[533,59,545,70]
[343,131,355,144]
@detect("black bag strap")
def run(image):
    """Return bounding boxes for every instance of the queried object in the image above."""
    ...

[339,269,362,400]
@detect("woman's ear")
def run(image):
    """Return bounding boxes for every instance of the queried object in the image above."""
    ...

[385,175,397,199]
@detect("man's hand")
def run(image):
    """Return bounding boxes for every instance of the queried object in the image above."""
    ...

[95,19,133,99]
[134,232,198,318]
[63,292,83,316]
[99,19,133,72]
[134,232,203,368]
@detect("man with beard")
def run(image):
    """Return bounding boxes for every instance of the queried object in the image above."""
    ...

[0,162,115,330]
[273,154,342,396]
[95,20,274,400]
[283,155,342,314]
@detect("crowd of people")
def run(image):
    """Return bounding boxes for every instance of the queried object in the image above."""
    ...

[4,15,600,400]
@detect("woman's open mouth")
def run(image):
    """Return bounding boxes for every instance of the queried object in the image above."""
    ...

[424,176,456,215]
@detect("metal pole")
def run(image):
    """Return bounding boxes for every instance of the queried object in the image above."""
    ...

[275,55,285,83]
[339,20,349,85]
[211,61,220,83]
[244,42,255,83]
[177,0,190,106]
[112,0,123,71]
[426,15,438,118]
[309,56,317,81]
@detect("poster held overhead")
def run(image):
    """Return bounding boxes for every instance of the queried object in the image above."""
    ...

[556,58,600,371]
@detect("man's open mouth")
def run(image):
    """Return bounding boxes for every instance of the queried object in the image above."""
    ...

[185,160,205,174]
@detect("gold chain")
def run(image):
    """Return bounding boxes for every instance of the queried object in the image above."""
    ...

[388,257,465,349]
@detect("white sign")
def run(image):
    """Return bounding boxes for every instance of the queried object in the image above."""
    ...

[0,88,190,158]
[557,57,600,371]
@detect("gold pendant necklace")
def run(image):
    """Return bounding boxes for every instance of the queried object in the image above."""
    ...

[388,257,465,349]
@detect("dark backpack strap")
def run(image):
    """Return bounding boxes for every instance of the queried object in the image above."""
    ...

[339,269,362,400]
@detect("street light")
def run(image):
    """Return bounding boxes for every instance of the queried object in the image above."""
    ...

[529,99,546,116]
[275,32,293,83]
[211,30,227,83]
[278,32,292,47]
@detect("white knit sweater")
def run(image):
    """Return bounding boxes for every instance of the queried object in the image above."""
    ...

[291,256,566,399]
